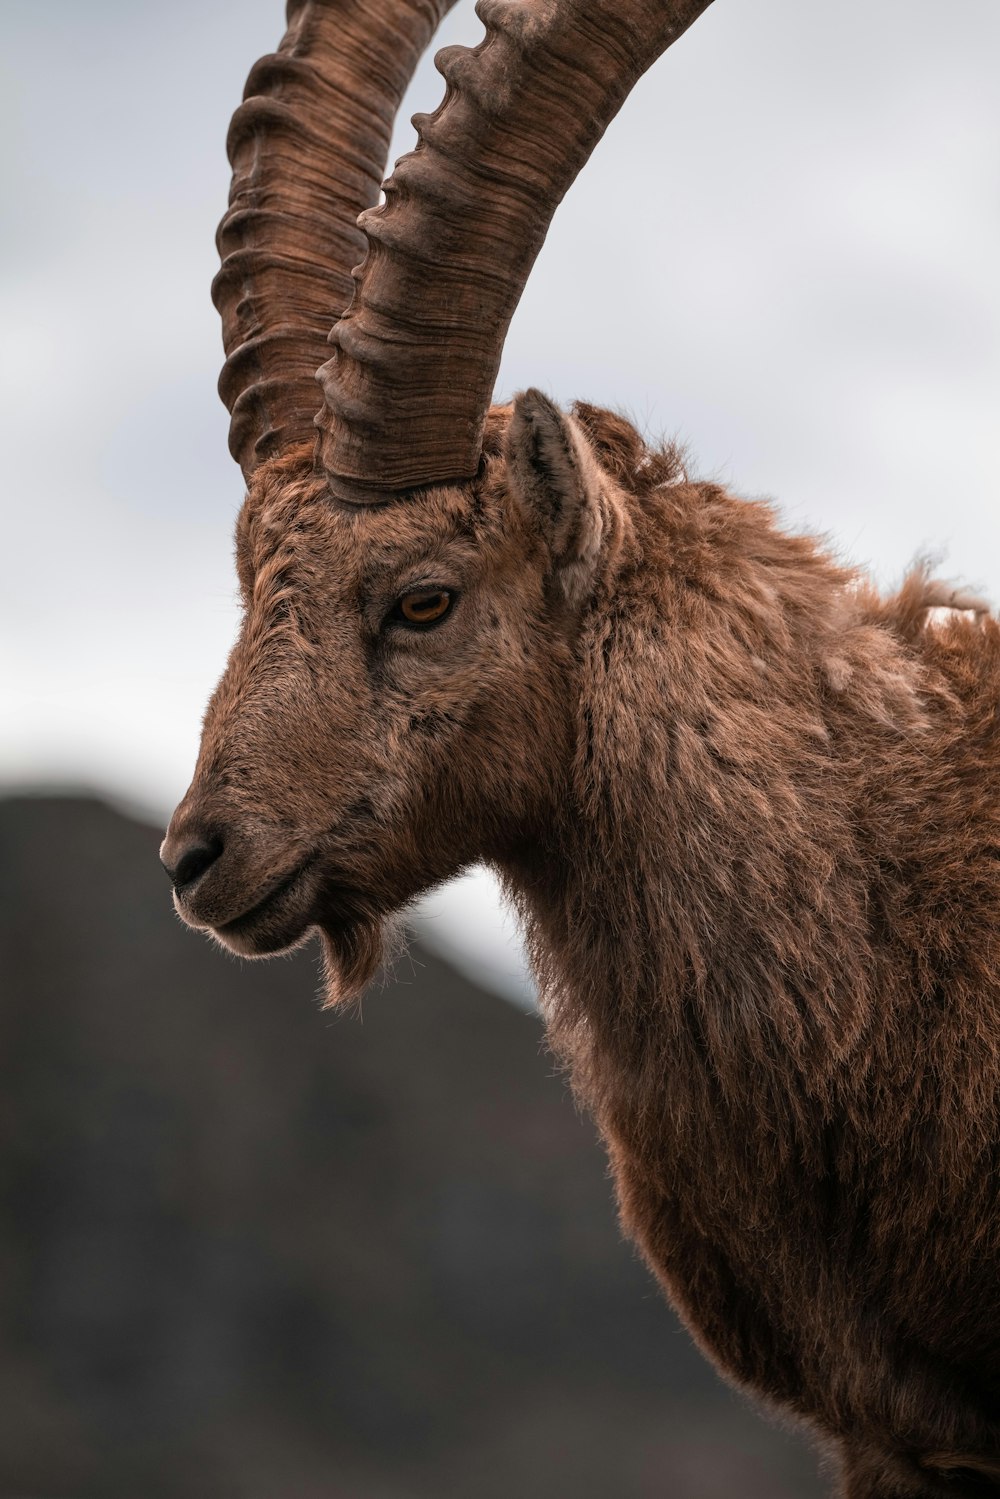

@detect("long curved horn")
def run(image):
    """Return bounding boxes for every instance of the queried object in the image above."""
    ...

[214,0,459,480]
[316,0,715,503]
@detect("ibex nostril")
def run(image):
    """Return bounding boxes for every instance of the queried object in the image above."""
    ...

[162,835,224,891]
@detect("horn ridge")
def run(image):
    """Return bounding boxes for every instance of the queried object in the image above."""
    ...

[214,0,459,480]
[316,0,716,502]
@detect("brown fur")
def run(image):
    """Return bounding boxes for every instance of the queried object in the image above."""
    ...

[164,393,1000,1497]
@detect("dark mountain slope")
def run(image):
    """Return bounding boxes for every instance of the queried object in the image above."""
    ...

[0,794,821,1498]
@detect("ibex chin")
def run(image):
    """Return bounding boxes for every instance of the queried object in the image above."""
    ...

[161,2,1000,1493]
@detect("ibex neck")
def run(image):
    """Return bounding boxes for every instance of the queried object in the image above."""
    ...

[504,478,905,1149]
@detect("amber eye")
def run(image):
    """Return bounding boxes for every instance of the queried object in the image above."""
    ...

[393,588,454,628]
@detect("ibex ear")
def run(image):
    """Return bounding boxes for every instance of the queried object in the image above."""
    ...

[506,388,605,607]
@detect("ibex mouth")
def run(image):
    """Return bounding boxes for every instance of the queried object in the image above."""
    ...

[209,856,319,957]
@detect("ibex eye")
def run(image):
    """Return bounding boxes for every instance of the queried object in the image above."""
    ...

[393,588,454,628]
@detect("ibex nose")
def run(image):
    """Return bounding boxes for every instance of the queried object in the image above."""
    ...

[160,831,224,890]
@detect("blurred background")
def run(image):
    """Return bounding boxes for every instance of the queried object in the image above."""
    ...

[1,0,997,1493]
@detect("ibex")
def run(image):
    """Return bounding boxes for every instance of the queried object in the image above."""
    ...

[161,2,1000,1493]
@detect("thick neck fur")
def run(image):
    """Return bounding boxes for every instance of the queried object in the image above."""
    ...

[505,468,1000,1248]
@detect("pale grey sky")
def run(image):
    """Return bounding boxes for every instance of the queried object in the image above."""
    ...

[2,0,998,1002]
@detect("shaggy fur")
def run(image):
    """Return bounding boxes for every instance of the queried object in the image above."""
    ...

[164,394,1000,1497]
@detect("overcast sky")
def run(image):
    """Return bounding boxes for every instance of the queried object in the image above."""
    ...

[2,0,998,1003]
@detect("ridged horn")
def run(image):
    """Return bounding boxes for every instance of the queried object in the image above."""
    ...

[316,0,716,502]
[214,0,459,481]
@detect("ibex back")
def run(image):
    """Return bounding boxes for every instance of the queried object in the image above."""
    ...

[162,3,1000,1494]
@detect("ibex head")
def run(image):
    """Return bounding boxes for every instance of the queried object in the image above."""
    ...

[162,0,712,998]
